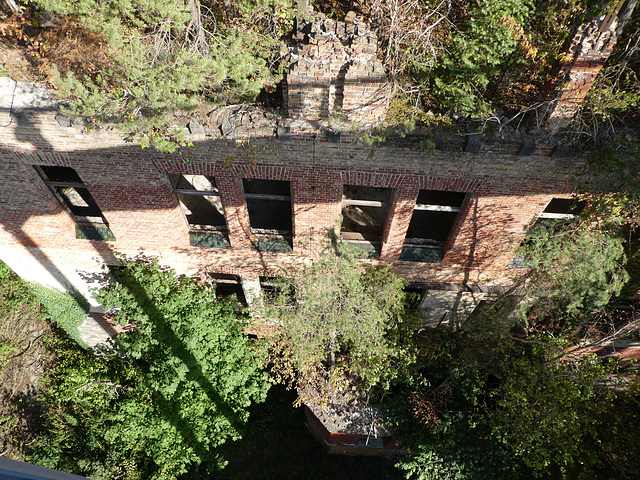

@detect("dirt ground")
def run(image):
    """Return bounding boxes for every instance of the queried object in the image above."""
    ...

[0,276,52,460]
[0,7,112,86]
[0,45,36,81]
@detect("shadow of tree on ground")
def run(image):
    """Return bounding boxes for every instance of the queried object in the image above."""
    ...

[214,385,404,480]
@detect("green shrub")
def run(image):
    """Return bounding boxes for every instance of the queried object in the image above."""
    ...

[31,0,295,152]
[0,262,40,317]
[31,257,270,479]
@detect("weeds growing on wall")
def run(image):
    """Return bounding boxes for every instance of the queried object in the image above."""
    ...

[22,0,295,152]
[28,283,89,347]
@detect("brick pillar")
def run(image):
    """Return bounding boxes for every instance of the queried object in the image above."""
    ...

[545,0,637,132]
[241,276,262,307]
[291,171,342,255]
[285,14,390,124]
[443,194,553,281]
[216,175,252,250]
[379,186,419,260]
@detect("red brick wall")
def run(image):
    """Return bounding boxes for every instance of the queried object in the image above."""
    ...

[285,16,390,124]
[545,0,631,131]
[0,108,581,296]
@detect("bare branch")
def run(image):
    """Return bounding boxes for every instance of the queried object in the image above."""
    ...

[75,381,132,393]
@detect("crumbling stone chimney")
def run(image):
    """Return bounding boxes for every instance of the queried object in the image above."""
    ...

[284,13,391,124]
[544,0,637,132]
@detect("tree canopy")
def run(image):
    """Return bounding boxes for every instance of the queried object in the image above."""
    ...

[30,257,270,479]
[264,241,416,405]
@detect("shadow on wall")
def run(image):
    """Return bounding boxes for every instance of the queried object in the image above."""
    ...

[0,104,574,323]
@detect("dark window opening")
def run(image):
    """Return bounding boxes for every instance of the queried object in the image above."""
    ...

[259,276,295,303]
[170,174,230,248]
[243,179,293,252]
[208,273,247,306]
[341,185,392,258]
[404,284,426,310]
[37,165,83,183]
[509,197,584,269]
[35,165,114,241]
[538,197,585,219]
[400,190,465,263]
[531,197,584,232]
[76,225,116,241]
[259,276,280,296]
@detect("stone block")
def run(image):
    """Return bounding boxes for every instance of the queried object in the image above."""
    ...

[419,290,484,328]
[54,114,73,128]
[277,126,292,140]
[188,118,205,136]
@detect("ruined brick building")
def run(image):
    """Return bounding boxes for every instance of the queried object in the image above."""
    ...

[0,6,633,326]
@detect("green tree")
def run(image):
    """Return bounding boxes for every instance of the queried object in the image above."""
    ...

[31,257,269,479]
[265,240,416,404]
[517,222,629,329]
[430,0,534,114]
[490,351,611,475]
[391,313,619,480]
[30,0,294,152]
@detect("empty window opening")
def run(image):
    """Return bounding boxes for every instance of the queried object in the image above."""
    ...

[259,276,295,303]
[171,174,227,229]
[243,179,293,252]
[35,165,115,241]
[170,174,230,248]
[37,166,105,222]
[538,197,585,220]
[530,197,585,232]
[341,185,392,258]
[259,276,280,296]
[400,190,466,263]
[508,197,584,269]
[404,284,427,311]
[208,273,247,306]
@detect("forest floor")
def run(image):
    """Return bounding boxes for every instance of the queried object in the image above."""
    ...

[216,385,403,480]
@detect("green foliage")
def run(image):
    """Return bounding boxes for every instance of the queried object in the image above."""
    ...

[28,283,89,347]
[31,0,295,152]
[427,0,533,114]
[585,80,640,117]
[596,386,640,480]
[585,146,640,293]
[490,354,610,474]
[265,240,416,400]
[576,4,640,136]
[0,261,56,461]
[0,262,40,317]
[588,146,640,204]
[31,257,269,479]
[390,331,526,480]
[518,222,629,327]
[391,319,619,480]
[396,419,521,480]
